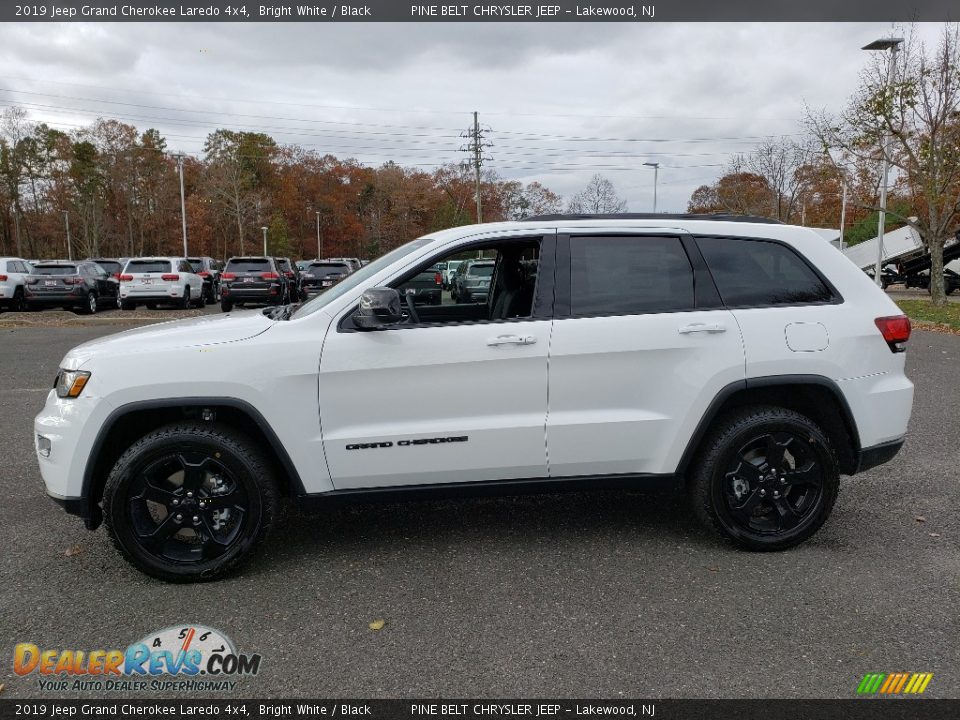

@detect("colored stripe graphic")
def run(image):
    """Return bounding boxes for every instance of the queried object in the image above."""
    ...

[857,672,933,695]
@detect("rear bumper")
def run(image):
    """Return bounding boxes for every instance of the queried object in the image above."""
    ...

[854,437,905,474]
[223,287,282,302]
[25,292,85,305]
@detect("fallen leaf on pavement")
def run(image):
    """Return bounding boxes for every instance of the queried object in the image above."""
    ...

[65,545,82,557]
[368,619,386,631]
[914,516,926,523]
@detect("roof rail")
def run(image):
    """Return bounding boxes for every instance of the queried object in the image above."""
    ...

[519,213,784,225]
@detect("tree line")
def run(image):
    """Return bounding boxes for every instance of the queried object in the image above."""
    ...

[0,107,573,264]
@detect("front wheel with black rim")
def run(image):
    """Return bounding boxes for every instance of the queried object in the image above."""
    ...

[102,423,278,582]
[689,406,839,551]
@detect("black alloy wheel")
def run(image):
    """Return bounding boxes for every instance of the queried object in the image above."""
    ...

[690,406,839,551]
[103,423,278,582]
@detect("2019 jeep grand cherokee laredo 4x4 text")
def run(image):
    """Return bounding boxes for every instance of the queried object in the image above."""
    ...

[34,215,914,581]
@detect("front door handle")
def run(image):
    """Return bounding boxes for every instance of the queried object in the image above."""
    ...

[678,323,726,334]
[487,334,537,346]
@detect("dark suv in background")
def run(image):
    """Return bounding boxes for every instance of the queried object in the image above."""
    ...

[86,258,126,280]
[25,261,119,314]
[186,256,224,303]
[300,260,352,295]
[220,256,287,312]
[275,257,306,302]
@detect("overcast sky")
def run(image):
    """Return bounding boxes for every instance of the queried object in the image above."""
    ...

[0,21,947,214]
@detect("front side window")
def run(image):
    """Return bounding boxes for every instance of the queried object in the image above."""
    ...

[570,236,695,316]
[696,237,835,307]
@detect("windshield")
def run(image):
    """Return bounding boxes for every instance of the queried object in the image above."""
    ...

[468,264,495,277]
[291,236,435,319]
[33,265,77,275]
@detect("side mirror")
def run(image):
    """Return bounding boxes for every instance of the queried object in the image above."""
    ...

[355,287,403,329]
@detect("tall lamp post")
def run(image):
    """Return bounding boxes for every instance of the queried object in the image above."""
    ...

[261,226,268,256]
[643,162,659,213]
[862,36,903,286]
[315,210,322,260]
[63,211,73,261]
[175,153,188,257]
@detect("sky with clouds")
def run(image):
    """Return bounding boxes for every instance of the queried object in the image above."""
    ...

[0,21,947,214]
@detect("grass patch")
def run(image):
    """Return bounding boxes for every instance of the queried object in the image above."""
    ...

[896,299,960,331]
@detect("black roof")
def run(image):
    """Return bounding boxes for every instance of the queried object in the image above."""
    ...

[520,213,783,225]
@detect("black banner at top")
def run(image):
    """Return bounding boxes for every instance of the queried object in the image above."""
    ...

[3,0,958,23]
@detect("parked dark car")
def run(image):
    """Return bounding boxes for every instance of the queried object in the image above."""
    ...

[25,261,119,314]
[186,256,224,302]
[86,257,126,280]
[300,261,352,295]
[275,257,306,302]
[220,256,287,312]
[451,260,495,304]
[399,265,443,305]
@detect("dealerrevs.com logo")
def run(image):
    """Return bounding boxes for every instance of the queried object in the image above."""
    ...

[14,625,261,692]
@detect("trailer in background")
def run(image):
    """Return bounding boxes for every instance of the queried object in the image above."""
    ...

[843,225,960,295]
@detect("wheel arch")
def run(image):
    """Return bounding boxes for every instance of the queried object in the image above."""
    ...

[677,375,861,478]
[81,397,306,529]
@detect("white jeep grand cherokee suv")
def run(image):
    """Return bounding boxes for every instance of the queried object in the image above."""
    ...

[34,215,914,581]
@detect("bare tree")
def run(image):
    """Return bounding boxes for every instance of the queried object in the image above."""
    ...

[567,174,628,213]
[808,23,960,305]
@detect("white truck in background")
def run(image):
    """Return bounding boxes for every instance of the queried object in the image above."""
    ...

[844,224,960,294]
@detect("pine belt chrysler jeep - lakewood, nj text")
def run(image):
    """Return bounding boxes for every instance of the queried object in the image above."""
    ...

[34,215,914,581]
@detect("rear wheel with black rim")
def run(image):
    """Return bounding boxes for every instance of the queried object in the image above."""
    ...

[179,287,190,310]
[220,299,233,312]
[11,287,25,311]
[689,406,839,551]
[102,423,278,582]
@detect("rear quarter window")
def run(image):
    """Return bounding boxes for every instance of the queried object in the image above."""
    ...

[696,237,835,307]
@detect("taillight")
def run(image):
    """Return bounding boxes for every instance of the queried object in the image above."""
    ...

[119,274,133,281]
[63,277,83,285]
[875,315,911,352]
[262,272,279,280]
[284,270,294,278]
[112,272,120,280]
[161,274,180,281]
[435,272,442,285]
[221,272,235,280]
[198,271,210,277]
[0,274,7,281]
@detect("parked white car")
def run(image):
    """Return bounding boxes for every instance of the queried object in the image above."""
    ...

[0,256,33,311]
[36,214,914,581]
[119,257,205,310]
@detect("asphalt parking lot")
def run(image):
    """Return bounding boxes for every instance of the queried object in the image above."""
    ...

[1,320,958,699]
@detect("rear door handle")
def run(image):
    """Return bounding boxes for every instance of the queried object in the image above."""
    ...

[487,334,537,346]
[678,323,726,334]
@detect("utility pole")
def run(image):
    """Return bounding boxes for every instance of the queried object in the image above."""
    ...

[262,226,268,256]
[460,112,491,224]
[64,211,72,260]
[175,153,188,257]
[315,211,322,259]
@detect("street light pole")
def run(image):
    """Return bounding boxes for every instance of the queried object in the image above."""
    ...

[839,179,848,253]
[175,153,188,257]
[643,162,659,213]
[315,211,322,260]
[63,211,72,261]
[262,226,268,256]
[862,37,903,287]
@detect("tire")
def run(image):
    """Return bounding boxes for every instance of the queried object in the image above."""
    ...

[206,283,220,303]
[102,422,278,582]
[220,299,233,313]
[194,289,206,308]
[11,287,25,312]
[688,405,839,551]
[146,303,158,310]
[121,300,136,311]
[78,291,97,315]
[179,288,190,310]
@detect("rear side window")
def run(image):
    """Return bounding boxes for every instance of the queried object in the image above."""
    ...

[127,260,172,274]
[697,237,834,307]
[226,258,271,273]
[570,236,694,316]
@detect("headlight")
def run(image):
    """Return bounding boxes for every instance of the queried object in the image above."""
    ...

[55,369,91,398]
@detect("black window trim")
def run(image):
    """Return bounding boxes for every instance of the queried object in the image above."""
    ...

[693,234,844,310]
[337,234,556,333]
[554,232,720,321]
